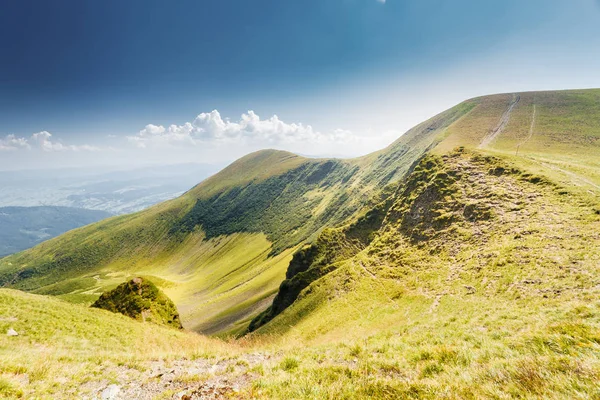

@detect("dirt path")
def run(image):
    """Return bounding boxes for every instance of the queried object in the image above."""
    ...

[479,94,521,148]
[428,294,443,313]
[516,104,536,155]
[355,261,400,310]
[538,161,600,192]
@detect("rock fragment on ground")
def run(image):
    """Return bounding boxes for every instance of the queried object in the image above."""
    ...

[101,384,121,400]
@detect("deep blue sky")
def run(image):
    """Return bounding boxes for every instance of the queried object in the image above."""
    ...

[1,0,600,168]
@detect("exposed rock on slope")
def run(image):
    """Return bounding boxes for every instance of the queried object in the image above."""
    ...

[252,149,600,337]
[92,277,182,329]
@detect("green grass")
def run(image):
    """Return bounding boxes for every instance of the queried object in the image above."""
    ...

[0,212,296,335]
[246,150,600,399]
[0,98,467,335]
[1,88,600,398]
[0,377,23,399]
[0,289,233,398]
[436,89,600,195]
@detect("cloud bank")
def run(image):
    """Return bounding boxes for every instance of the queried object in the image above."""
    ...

[0,110,399,169]
[128,110,357,149]
[0,131,99,152]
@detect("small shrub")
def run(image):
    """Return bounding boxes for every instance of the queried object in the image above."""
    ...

[511,359,545,393]
[236,359,249,367]
[375,343,390,354]
[0,364,27,375]
[174,373,207,384]
[421,362,444,378]
[250,364,265,376]
[349,343,364,358]
[29,362,50,382]
[413,350,434,362]
[379,362,404,375]
[436,347,460,365]
[359,380,409,399]
[91,277,182,329]
[280,357,300,372]
[0,378,23,399]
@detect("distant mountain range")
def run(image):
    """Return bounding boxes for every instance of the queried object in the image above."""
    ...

[0,163,221,215]
[0,206,112,257]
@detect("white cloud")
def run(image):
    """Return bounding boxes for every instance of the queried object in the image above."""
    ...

[0,134,31,151]
[128,123,196,149]
[128,110,359,149]
[0,111,396,164]
[0,131,100,152]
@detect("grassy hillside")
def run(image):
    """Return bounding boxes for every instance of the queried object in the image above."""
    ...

[251,89,600,332]
[243,89,600,398]
[5,149,598,399]
[1,89,598,339]
[435,89,600,195]
[0,289,232,399]
[0,206,111,257]
[1,89,599,399]
[0,100,470,335]
[249,150,600,398]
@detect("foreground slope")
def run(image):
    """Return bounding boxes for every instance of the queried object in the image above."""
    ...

[0,102,469,335]
[0,289,233,399]
[250,152,600,398]
[245,90,600,398]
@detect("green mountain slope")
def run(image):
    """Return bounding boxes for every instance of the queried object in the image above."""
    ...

[243,89,600,398]
[246,151,600,399]
[252,150,600,335]
[0,288,227,398]
[0,206,112,257]
[0,100,471,335]
[435,89,600,194]
[249,89,600,333]
[1,89,598,341]
[1,89,600,399]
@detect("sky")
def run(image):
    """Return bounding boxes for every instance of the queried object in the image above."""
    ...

[1,0,600,170]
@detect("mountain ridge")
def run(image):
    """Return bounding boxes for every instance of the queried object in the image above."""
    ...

[1,88,599,337]
[1,88,600,399]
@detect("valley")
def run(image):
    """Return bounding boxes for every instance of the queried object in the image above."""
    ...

[1,89,599,399]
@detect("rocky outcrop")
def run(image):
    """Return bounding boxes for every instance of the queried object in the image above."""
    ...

[92,277,182,329]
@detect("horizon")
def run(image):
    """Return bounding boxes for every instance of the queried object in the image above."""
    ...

[2,86,598,173]
[2,0,600,170]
